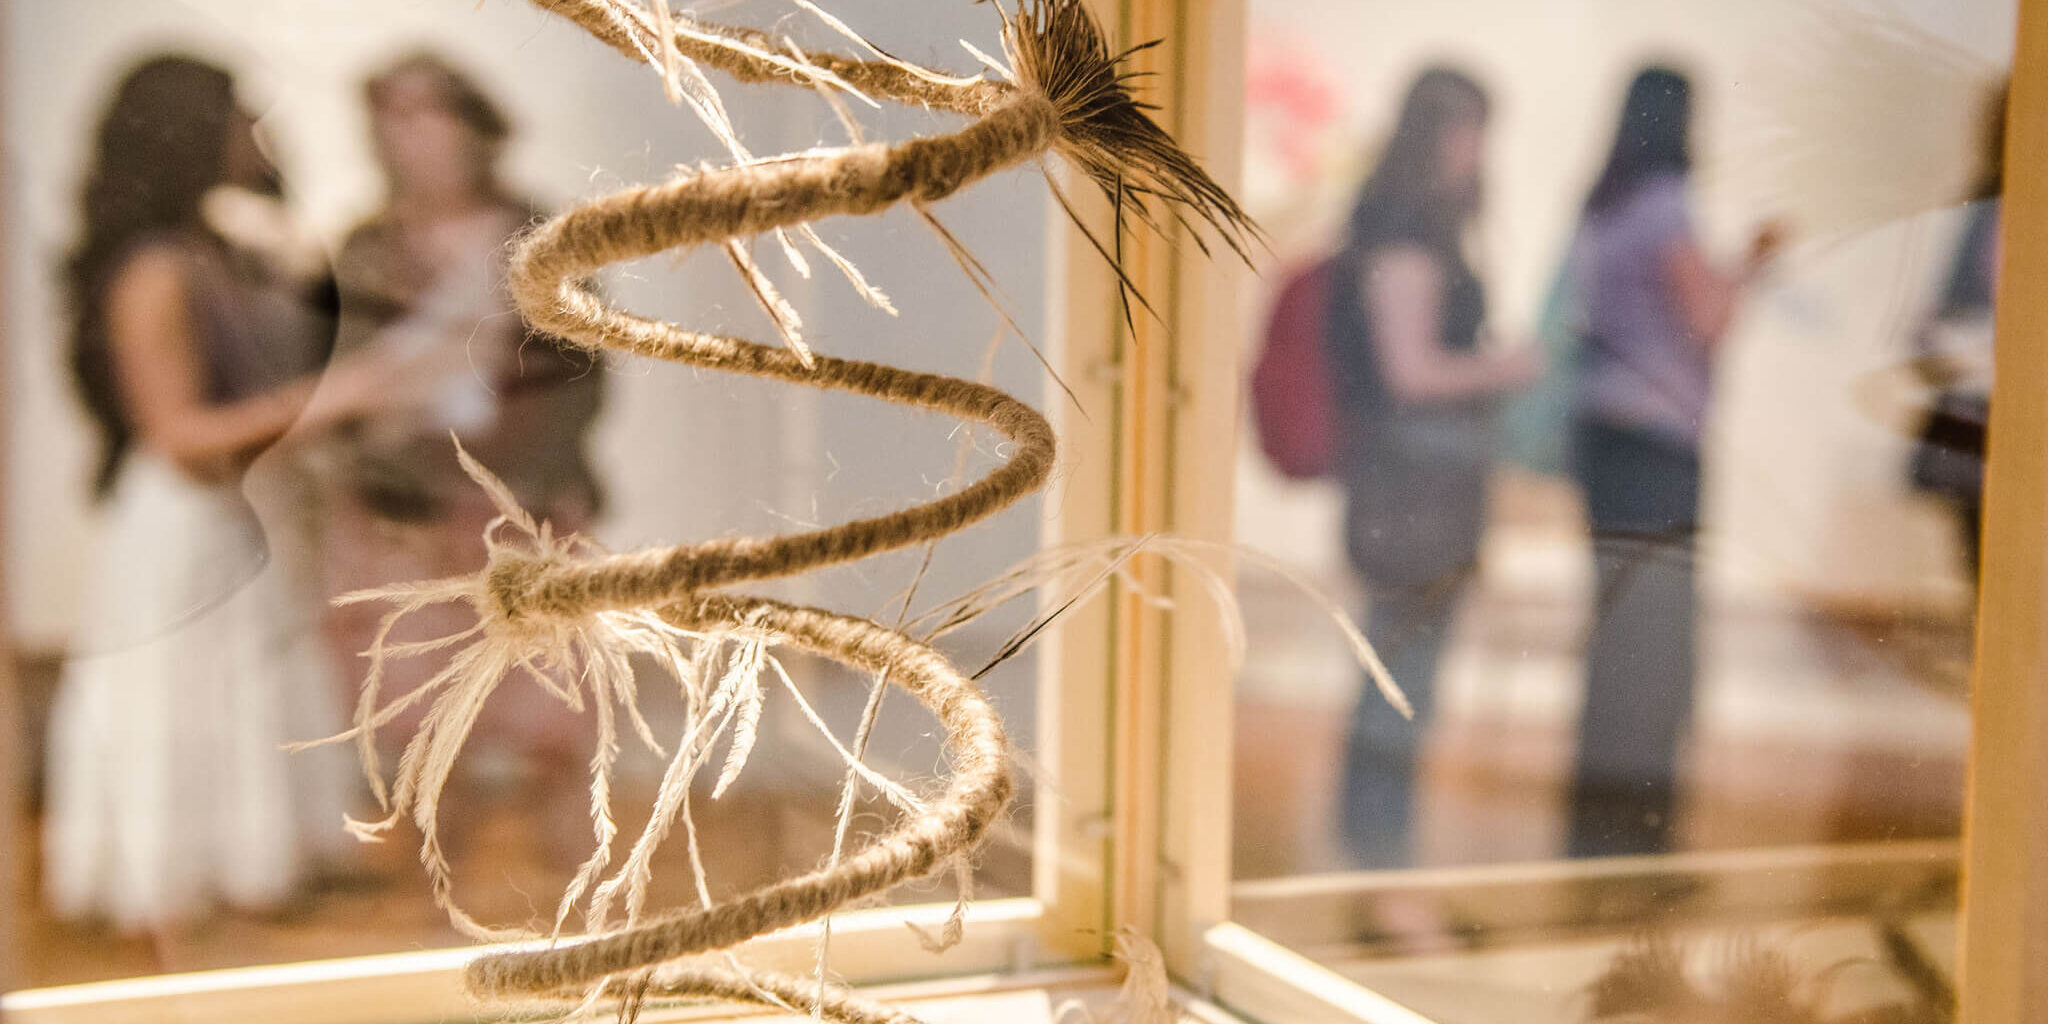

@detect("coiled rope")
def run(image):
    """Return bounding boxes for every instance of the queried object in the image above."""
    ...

[318,1,1252,1018]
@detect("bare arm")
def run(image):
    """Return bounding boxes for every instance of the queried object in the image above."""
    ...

[106,247,328,481]
[1662,223,1781,349]
[1660,238,1743,346]
[1365,245,1535,403]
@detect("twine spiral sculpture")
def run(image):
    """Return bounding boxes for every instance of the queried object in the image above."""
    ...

[310,0,1253,1019]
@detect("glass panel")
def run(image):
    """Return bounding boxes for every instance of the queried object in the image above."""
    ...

[5,0,1047,987]
[1229,0,2008,1019]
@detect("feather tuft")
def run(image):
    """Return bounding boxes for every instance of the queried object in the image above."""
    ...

[1002,0,1261,263]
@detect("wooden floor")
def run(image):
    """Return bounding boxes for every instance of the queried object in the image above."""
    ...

[1230,473,1972,878]
[8,582,1968,994]
[9,710,1030,991]
[11,783,1014,990]
[5,616,1042,994]
[1218,470,1972,1020]
[5,468,1974,996]
[1231,592,1970,881]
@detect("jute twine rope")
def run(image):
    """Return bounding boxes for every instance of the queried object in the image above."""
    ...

[331,0,1252,1018]
[568,963,925,1024]
[466,594,1008,1003]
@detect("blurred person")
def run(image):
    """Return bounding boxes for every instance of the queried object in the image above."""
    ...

[1908,87,2005,581]
[1566,67,1782,858]
[42,55,394,938]
[1331,68,1538,871]
[318,51,604,862]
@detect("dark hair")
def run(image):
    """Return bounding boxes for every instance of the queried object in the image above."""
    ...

[65,55,242,498]
[365,50,513,195]
[1344,66,1490,257]
[1970,78,2009,201]
[1585,66,1693,215]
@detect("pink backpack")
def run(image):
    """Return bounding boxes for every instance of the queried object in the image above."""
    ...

[1250,259,1338,479]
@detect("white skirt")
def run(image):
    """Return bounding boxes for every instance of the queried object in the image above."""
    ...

[42,455,355,932]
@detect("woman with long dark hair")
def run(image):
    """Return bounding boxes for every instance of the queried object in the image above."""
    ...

[42,55,390,936]
[1566,66,1781,857]
[1332,67,1536,870]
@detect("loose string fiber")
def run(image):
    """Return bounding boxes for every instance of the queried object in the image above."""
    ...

[299,0,1255,1020]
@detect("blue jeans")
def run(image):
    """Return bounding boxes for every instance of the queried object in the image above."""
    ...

[1568,419,1700,858]
[1340,573,1467,868]
[1335,410,1490,869]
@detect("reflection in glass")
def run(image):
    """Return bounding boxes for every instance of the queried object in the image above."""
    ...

[318,49,606,880]
[41,53,361,940]
[1566,65,1784,859]
[1232,0,2001,1018]
[1318,68,1537,873]
[7,0,1046,988]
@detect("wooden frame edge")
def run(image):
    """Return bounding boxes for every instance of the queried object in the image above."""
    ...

[1202,923,1435,1024]
[1,0,21,997]
[1958,0,2048,1018]
[0,898,1047,1024]
[1234,839,1959,954]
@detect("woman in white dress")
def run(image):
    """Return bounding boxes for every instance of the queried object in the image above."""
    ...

[42,55,395,939]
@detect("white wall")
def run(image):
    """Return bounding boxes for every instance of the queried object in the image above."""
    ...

[11,0,1998,643]
[3,0,1049,650]
[1235,0,2014,610]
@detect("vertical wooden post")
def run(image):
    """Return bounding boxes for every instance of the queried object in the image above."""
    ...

[1036,0,1158,962]
[1041,0,1247,969]
[1149,0,1248,979]
[1077,0,1248,969]
[1958,0,2048,1018]
[0,0,21,992]
[1106,0,1176,944]
[1035,0,1125,961]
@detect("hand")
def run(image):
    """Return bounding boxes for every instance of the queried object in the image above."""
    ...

[1496,343,1544,391]
[1744,220,1790,273]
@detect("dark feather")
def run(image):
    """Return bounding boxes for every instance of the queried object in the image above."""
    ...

[1586,929,1954,1024]
[1001,0,1262,265]
[1590,934,1700,1020]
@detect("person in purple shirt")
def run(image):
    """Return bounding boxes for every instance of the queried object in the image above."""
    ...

[1567,66,1782,858]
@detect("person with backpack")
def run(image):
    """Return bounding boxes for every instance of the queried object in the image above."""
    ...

[1565,67,1783,858]
[1322,67,1538,871]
